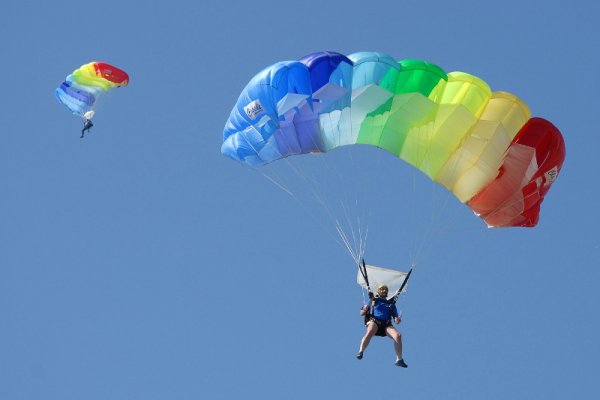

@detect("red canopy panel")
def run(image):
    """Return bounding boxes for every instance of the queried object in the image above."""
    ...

[467,117,566,227]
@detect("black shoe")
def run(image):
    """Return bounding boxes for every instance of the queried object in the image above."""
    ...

[395,359,407,368]
[356,351,363,360]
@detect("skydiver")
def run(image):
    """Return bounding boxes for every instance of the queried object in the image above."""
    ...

[356,284,407,367]
[81,111,95,138]
[81,118,93,138]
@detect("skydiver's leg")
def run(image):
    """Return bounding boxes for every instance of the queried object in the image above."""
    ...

[386,326,404,361]
[358,321,378,355]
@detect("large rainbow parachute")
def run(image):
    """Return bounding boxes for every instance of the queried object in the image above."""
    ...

[222,51,565,228]
[55,62,129,118]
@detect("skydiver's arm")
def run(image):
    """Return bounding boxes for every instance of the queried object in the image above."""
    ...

[360,305,369,316]
[392,304,401,324]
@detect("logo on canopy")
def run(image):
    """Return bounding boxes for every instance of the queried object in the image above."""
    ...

[244,99,266,120]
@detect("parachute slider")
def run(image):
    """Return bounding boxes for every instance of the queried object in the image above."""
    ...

[357,262,412,302]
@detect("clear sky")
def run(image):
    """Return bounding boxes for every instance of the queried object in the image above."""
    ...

[1,1,598,399]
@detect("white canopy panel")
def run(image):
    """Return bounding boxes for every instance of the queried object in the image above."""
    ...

[357,264,410,295]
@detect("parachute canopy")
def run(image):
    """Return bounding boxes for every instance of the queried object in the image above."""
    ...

[357,264,410,295]
[55,62,129,118]
[222,51,565,228]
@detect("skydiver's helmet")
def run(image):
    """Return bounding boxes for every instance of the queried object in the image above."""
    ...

[377,284,389,298]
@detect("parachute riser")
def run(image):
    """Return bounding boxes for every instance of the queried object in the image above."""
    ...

[391,268,413,304]
[358,258,374,325]
[358,258,373,297]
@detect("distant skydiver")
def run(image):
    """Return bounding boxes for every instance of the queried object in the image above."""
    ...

[357,284,407,368]
[81,118,93,138]
[79,111,94,138]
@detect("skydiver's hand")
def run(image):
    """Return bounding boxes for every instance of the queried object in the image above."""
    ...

[394,316,401,324]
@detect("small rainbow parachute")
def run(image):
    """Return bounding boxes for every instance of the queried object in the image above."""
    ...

[222,51,565,228]
[55,62,129,119]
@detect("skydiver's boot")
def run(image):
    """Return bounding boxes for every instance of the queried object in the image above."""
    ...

[356,351,363,360]
[395,358,407,368]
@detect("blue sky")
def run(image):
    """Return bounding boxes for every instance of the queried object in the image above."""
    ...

[1,1,598,399]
